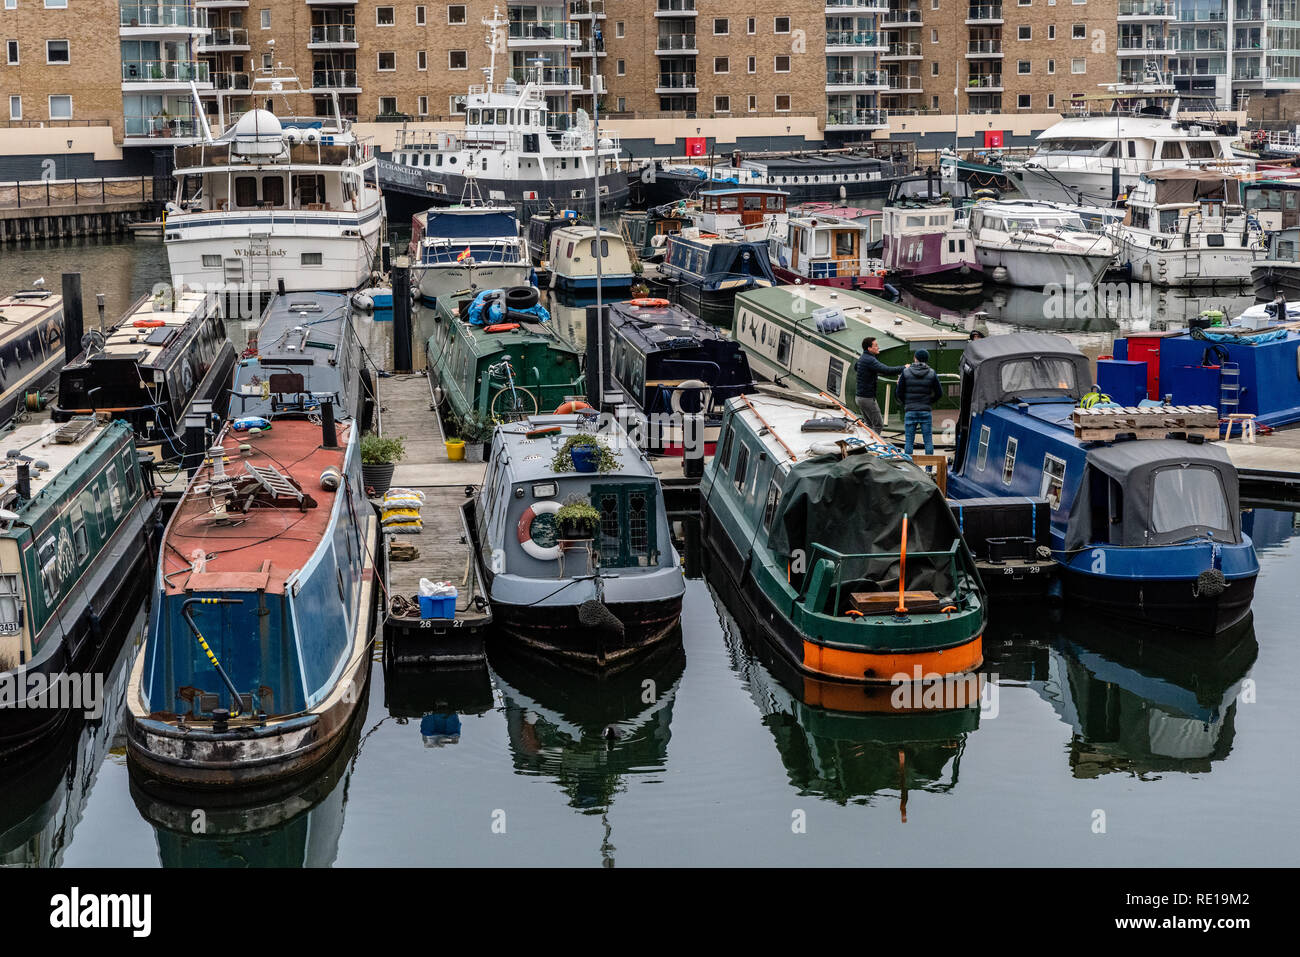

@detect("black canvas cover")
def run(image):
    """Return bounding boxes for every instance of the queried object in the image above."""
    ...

[960,332,1092,415]
[1064,439,1240,550]
[768,450,979,600]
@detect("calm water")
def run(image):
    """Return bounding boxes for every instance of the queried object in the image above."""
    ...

[1,238,1297,867]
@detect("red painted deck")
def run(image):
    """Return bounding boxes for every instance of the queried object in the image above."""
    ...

[162,420,352,597]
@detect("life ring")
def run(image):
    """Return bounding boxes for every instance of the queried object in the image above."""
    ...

[133,318,166,328]
[554,400,593,414]
[628,297,670,308]
[517,500,562,561]
[484,322,520,333]
[670,379,712,415]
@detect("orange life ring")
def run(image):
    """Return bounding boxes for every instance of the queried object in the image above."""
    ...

[554,400,593,414]
[484,322,520,333]
[628,297,670,308]
[133,318,166,328]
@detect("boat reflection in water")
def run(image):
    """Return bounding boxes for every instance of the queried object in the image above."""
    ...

[128,684,369,867]
[708,577,983,816]
[0,602,146,867]
[382,653,495,749]
[989,610,1258,778]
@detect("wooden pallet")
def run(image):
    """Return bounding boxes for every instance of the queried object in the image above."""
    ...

[1071,405,1220,441]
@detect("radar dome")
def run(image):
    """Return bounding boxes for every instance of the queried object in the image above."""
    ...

[233,109,285,157]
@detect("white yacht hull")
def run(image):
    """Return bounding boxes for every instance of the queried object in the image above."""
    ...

[1112,230,1259,286]
[416,262,533,303]
[1011,164,1136,206]
[975,245,1114,288]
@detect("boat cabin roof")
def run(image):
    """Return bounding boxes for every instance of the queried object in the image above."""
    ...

[493,415,656,484]
[550,224,622,243]
[0,289,61,327]
[737,285,967,350]
[722,392,885,474]
[0,416,124,517]
[422,206,520,239]
[80,288,216,370]
[959,332,1091,415]
[608,300,730,353]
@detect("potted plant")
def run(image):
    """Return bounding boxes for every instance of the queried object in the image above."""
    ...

[555,501,600,540]
[454,410,495,464]
[550,433,620,474]
[360,432,405,497]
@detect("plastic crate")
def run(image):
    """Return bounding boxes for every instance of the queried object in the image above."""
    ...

[418,594,456,619]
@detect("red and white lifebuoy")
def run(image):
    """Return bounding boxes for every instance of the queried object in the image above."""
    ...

[554,400,593,414]
[517,500,562,561]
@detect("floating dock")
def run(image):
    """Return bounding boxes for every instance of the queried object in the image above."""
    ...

[1220,429,1300,507]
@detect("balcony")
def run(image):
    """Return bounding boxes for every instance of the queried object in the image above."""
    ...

[195,0,248,6]
[199,27,249,49]
[1118,36,1177,52]
[824,1,889,11]
[124,114,201,142]
[656,71,698,92]
[509,20,581,45]
[967,39,1003,56]
[210,70,253,90]
[826,30,886,50]
[882,41,922,58]
[655,33,697,54]
[966,73,1003,91]
[119,3,208,31]
[510,66,583,89]
[1234,37,1264,52]
[308,24,358,47]
[827,69,889,89]
[965,4,1003,23]
[655,0,697,16]
[826,108,888,129]
[310,68,359,91]
[569,0,606,16]
[881,9,923,25]
[1118,1,1174,18]
[886,75,924,91]
[1175,9,1227,21]
[121,59,211,84]
[1233,2,1263,20]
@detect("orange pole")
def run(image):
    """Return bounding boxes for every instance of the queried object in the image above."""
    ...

[896,514,908,614]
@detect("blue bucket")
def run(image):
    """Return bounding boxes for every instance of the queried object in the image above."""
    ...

[570,444,599,473]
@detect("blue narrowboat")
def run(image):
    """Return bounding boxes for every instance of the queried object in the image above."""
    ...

[650,233,778,326]
[948,333,1258,634]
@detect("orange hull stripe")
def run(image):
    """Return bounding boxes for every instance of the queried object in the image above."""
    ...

[801,635,983,683]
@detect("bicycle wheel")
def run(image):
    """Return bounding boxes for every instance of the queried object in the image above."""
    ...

[491,385,538,421]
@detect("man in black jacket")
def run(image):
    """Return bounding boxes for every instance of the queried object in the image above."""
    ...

[853,337,905,432]
[895,349,943,456]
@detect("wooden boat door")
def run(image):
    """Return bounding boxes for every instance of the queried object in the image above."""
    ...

[832,228,857,277]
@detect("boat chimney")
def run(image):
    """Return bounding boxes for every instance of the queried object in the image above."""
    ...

[16,463,30,500]
[321,398,339,449]
[61,272,83,365]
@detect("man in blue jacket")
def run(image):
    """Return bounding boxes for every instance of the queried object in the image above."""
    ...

[853,337,905,432]
[895,349,944,456]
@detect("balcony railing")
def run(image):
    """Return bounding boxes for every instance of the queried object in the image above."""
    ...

[967,39,1003,54]
[1175,9,1228,20]
[887,75,924,90]
[1119,1,1173,15]
[310,24,357,44]
[510,66,582,86]
[1234,37,1263,50]
[311,68,358,88]
[825,0,888,9]
[569,0,606,15]
[655,0,696,12]
[1234,3,1263,19]
[200,27,248,46]
[828,69,887,85]
[509,20,581,42]
[881,9,923,24]
[1118,36,1177,51]
[966,73,1002,88]
[826,30,882,46]
[966,4,1003,21]
[827,108,887,127]
[655,33,697,50]
[120,4,206,28]
[657,72,698,88]
[884,41,922,56]
[125,115,199,138]
[211,70,252,89]
[121,59,211,82]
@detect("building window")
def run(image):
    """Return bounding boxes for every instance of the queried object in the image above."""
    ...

[714,18,728,36]
[774,55,790,72]
[1072,23,1085,39]
[377,6,394,25]
[775,93,791,111]
[715,95,730,112]
[714,56,728,73]
[1018,26,1031,40]
[3,0,14,8]
[617,97,626,111]
[1048,25,1055,39]
[449,51,469,71]
[1072,57,1086,73]
[7,96,19,121]
[931,28,938,43]
[1018,93,1031,108]
[418,50,428,70]
[1018,60,1030,74]
[933,94,940,108]
[418,95,428,115]
[6,40,17,65]
[416,5,426,25]
[260,9,270,29]
[747,94,757,111]
[46,39,69,64]
[774,16,790,33]
[45,0,68,6]
[747,55,756,73]
[747,17,755,34]
[379,96,397,115]
[1047,59,1055,73]
[48,95,71,120]
[262,52,272,70]
[932,62,939,75]
[1047,93,1055,108]
[378,51,395,71]
[616,21,624,38]
[616,58,625,75]
[448,4,466,24]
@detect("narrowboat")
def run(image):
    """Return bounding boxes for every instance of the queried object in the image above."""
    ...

[700,392,987,683]
[0,288,67,429]
[125,299,380,788]
[732,285,967,432]
[52,288,236,463]
[968,200,1117,288]
[947,333,1258,634]
[526,208,581,268]
[685,187,789,243]
[650,233,778,326]
[426,286,584,422]
[547,225,637,292]
[882,172,982,291]
[0,416,160,760]
[1251,226,1300,302]
[474,415,685,670]
[770,208,887,292]
[619,206,689,262]
[604,298,755,454]
[410,206,532,306]
[1106,169,1263,286]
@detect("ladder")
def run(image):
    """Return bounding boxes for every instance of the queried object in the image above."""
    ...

[1218,361,1241,417]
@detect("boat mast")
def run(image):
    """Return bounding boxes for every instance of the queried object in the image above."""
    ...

[484,6,505,89]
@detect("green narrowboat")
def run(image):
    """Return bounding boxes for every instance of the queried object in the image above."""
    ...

[427,285,585,422]
[0,416,159,759]
[733,284,968,432]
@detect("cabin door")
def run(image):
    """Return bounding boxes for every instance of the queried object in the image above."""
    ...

[832,229,857,277]
[740,196,765,228]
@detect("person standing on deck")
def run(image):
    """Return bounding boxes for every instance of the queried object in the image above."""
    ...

[896,349,943,456]
[853,337,905,433]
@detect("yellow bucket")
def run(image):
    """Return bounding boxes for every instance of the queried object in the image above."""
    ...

[444,438,465,461]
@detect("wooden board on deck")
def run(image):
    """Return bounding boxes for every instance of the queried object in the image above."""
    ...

[384,486,491,627]
[850,590,943,614]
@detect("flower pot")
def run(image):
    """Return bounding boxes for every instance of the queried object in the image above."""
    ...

[361,462,396,498]
[444,438,465,461]
[557,518,595,540]
[464,441,485,464]
[570,444,599,473]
